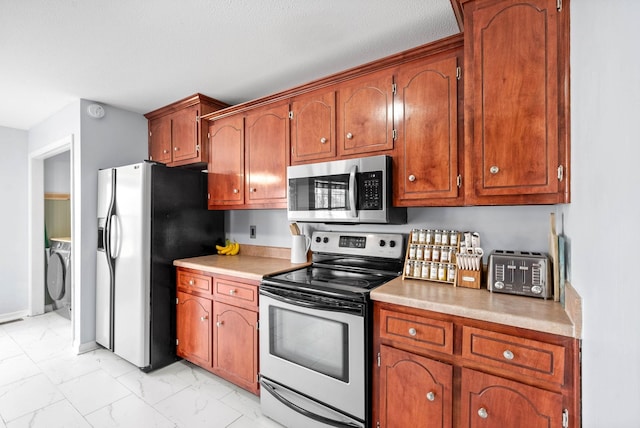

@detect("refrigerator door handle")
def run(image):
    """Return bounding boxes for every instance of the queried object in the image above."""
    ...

[109,214,121,259]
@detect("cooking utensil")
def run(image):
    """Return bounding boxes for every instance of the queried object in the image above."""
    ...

[289,223,301,235]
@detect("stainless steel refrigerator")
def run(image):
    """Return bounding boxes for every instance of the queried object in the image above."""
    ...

[96,161,223,371]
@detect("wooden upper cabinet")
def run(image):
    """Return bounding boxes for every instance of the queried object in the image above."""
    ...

[337,70,395,157]
[208,115,244,208]
[244,102,290,207]
[290,89,336,164]
[394,54,462,206]
[462,0,570,204]
[148,116,172,164]
[145,93,228,167]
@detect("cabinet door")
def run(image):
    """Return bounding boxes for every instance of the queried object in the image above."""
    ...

[208,115,245,207]
[460,368,563,427]
[244,103,290,207]
[464,0,567,204]
[337,70,394,156]
[395,55,461,205]
[148,117,172,164]
[290,89,336,164]
[171,105,200,163]
[213,302,259,394]
[379,345,452,428]
[176,290,212,368]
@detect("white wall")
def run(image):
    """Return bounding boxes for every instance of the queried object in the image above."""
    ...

[0,127,28,317]
[564,1,640,425]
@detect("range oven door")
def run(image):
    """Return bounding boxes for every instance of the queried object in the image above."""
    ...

[259,285,366,424]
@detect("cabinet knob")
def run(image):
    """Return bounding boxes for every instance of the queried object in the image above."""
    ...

[490,165,499,174]
[408,174,416,182]
[478,407,488,419]
[163,150,169,154]
[408,327,417,336]
[346,132,354,140]
[216,321,223,327]
[229,289,237,295]
[426,391,435,402]
[250,188,256,193]
[503,349,514,360]
[200,315,208,322]
[233,188,239,194]
[320,137,327,144]
[188,280,194,285]
[174,147,179,151]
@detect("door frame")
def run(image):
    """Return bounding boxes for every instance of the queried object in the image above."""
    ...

[28,133,81,353]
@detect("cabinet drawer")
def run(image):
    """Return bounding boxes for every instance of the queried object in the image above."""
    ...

[177,270,212,294]
[462,326,565,385]
[214,278,258,309]
[379,309,453,355]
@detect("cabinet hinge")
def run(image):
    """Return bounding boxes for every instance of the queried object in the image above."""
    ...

[557,165,564,182]
[376,422,380,428]
[256,320,260,330]
[557,0,562,11]
[176,339,179,346]
[392,83,397,95]
[377,352,381,367]
[175,297,179,304]
[288,111,294,120]
[392,129,397,141]
[207,132,210,139]
[562,409,569,427]
[196,115,200,122]
[196,144,201,152]
[149,131,152,137]
[456,66,462,80]
[207,193,211,200]
[457,175,462,188]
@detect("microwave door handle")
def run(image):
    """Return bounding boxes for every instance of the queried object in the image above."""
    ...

[260,378,362,428]
[348,164,357,218]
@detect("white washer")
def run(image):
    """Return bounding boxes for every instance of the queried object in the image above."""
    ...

[47,238,71,319]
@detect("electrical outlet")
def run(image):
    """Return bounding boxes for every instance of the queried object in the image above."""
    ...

[250,225,256,239]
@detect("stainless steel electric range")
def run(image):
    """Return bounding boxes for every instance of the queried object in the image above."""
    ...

[259,231,406,428]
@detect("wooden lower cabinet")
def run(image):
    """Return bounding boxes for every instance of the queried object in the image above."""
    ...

[176,290,212,368]
[461,368,563,427]
[213,302,259,394]
[379,345,453,428]
[373,301,580,428]
[176,268,260,395]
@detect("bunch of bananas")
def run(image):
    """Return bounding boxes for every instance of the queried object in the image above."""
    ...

[216,239,240,256]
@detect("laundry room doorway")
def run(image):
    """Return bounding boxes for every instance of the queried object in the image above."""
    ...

[28,134,80,352]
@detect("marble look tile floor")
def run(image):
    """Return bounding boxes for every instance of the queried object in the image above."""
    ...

[0,312,284,428]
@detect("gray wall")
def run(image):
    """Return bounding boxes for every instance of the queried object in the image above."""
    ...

[44,151,71,193]
[0,127,28,317]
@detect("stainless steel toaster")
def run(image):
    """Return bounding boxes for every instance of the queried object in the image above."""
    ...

[487,250,552,299]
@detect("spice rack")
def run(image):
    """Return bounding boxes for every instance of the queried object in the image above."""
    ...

[402,229,461,285]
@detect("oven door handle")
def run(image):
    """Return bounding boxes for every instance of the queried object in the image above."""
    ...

[260,287,364,315]
[260,378,362,428]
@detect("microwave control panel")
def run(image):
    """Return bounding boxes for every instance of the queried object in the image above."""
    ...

[358,171,383,210]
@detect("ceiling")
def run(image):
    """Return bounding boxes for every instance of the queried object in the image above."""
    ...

[1,0,461,131]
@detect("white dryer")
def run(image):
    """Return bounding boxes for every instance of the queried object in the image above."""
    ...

[47,238,71,319]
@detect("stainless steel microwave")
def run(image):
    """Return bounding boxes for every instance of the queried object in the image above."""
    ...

[287,155,407,224]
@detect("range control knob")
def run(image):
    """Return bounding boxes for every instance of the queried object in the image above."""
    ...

[379,240,386,247]
[323,237,329,244]
[494,281,505,290]
[389,240,396,248]
[315,236,322,243]
[531,285,543,294]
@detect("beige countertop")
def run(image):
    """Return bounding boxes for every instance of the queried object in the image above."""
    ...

[173,254,309,282]
[371,277,581,338]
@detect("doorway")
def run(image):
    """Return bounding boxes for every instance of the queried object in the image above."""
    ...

[28,134,81,353]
